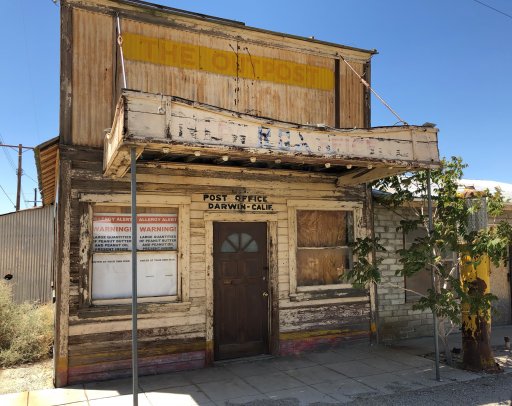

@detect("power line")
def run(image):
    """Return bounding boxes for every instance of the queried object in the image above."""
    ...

[21,186,29,209]
[0,137,27,208]
[24,172,38,184]
[18,2,41,138]
[0,183,15,208]
[472,0,512,20]
[19,146,38,185]
[0,134,17,172]
[0,142,36,211]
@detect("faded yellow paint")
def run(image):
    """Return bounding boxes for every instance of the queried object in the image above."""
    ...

[279,329,368,340]
[122,32,335,91]
[55,356,69,387]
[461,254,491,336]
[205,340,214,365]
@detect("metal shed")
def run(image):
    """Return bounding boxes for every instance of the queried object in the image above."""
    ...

[0,205,55,303]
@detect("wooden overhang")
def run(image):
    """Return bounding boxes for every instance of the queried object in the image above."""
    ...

[104,90,440,184]
[34,136,59,206]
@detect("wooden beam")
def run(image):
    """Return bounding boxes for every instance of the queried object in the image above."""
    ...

[60,2,73,145]
[337,167,404,186]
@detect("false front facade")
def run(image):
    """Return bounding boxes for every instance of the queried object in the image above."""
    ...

[49,0,440,385]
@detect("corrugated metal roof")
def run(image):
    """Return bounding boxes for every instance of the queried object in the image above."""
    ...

[458,179,512,201]
[373,178,512,203]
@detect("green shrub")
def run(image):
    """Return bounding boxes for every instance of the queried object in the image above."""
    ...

[0,281,54,367]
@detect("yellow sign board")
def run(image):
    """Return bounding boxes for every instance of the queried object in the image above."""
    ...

[123,32,334,91]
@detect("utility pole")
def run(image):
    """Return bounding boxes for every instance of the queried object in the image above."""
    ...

[0,143,35,211]
[28,188,41,207]
[16,144,22,211]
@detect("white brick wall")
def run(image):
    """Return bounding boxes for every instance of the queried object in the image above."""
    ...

[374,205,433,340]
[374,203,512,337]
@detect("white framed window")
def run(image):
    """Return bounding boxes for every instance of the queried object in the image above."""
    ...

[288,200,364,299]
[79,194,191,306]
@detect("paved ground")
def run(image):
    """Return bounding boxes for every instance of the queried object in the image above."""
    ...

[2,325,512,406]
[347,373,512,406]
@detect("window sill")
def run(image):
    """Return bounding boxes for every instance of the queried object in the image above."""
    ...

[282,295,369,308]
[296,283,354,292]
[92,295,179,306]
[77,300,191,319]
[290,285,366,302]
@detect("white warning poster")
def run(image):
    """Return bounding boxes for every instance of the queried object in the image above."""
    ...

[93,213,178,251]
[92,251,177,299]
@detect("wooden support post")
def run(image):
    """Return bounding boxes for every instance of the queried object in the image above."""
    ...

[367,183,379,344]
[427,170,441,381]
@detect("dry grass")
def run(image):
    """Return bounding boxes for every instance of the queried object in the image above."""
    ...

[0,281,54,367]
[0,359,53,395]
[0,281,55,394]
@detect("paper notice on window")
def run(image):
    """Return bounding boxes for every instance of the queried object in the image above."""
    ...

[92,251,177,299]
[93,213,178,251]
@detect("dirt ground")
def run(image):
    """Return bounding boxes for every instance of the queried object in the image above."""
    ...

[0,359,54,395]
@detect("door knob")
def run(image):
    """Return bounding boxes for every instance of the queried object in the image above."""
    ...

[262,292,269,297]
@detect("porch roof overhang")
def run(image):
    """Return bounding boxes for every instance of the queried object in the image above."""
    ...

[34,136,59,206]
[104,89,440,185]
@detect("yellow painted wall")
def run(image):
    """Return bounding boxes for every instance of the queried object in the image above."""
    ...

[123,33,335,91]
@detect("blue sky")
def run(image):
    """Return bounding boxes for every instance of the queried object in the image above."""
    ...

[0,0,511,214]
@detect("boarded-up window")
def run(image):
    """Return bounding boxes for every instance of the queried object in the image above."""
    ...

[91,206,178,301]
[296,210,353,286]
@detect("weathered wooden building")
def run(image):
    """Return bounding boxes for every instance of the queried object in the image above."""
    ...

[44,0,440,386]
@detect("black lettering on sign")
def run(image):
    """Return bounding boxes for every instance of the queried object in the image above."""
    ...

[203,194,228,201]
[205,194,273,211]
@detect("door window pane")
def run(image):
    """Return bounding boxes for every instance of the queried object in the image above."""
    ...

[221,233,259,253]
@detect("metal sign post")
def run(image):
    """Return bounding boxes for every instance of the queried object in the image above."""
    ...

[427,169,441,381]
[131,147,139,405]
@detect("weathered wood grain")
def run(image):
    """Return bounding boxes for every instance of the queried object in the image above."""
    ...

[72,8,113,147]
[104,90,440,177]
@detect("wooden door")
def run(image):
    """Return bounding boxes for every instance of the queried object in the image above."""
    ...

[213,222,269,360]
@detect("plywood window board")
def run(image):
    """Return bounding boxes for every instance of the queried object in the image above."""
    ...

[296,210,353,286]
[287,200,364,299]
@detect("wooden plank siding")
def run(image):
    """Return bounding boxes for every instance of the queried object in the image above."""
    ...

[71,9,114,147]
[340,61,367,128]
[68,4,372,148]
[60,148,370,383]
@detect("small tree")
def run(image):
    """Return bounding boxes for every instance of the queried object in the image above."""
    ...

[346,157,512,371]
